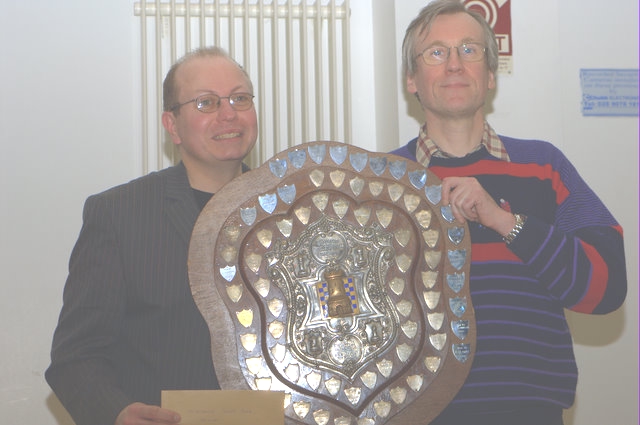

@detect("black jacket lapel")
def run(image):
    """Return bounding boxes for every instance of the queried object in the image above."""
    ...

[163,162,200,246]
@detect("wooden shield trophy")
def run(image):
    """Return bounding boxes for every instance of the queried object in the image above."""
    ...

[189,141,474,425]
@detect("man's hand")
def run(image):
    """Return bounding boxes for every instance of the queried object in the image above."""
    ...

[115,402,181,425]
[441,176,515,237]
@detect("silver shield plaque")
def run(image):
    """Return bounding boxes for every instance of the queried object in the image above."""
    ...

[189,141,474,425]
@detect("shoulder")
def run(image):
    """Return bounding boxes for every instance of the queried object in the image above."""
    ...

[390,137,418,160]
[500,135,569,166]
[86,164,187,207]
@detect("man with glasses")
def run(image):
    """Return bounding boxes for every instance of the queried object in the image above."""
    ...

[46,47,257,425]
[392,1,626,424]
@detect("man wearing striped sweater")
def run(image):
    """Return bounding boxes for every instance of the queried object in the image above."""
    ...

[391,1,627,424]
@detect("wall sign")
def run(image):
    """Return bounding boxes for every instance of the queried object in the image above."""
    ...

[464,0,512,74]
[580,69,639,117]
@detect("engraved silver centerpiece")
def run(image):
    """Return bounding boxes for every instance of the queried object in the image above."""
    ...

[189,141,474,425]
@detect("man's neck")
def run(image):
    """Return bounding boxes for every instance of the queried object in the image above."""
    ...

[425,113,485,158]
[183,158,244,194]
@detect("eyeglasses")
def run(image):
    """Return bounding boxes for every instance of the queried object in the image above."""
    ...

[169,92,255,113]
[417,42,486,66]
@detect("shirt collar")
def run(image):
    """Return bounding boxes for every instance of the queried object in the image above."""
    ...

[415,121,510,167]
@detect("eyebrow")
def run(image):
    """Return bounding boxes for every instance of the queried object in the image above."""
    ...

[424,37,479,48]
[192,85,251,96]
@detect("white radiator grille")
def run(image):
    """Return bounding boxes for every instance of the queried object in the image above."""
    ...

[134,0,351,173]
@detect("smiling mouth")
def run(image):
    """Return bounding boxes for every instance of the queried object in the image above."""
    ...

[214,132,241,140]
[443,82,468,88]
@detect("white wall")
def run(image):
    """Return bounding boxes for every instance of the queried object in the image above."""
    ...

[1,1,138,424]
[1,1,636,424]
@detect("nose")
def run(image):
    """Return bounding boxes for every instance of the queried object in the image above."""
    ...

[216,98,238,121]
[446,46,463,71]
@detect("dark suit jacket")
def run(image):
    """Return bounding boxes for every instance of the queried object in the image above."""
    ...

[46,163,219,425]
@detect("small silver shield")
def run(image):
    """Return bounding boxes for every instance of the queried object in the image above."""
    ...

[220,265,237,282]
[259,193,278,214]
[288,149,307,169]
[277,184,296,205]
[452,343,471,363]
[448,249,467,271]
[329,145,348,165]
[240,207,257,226]
[451,320,469,340]
[425,185,442,205]
[448,227,465,245]
[349,152,368,172]
[449,297,467,318]
[369,156,387,176]
[389,160,407,180]
[269,158,288,178]
[440,205,455,223]
[408,169,427,189]
[446,272,465,293]
[308,144,326,164]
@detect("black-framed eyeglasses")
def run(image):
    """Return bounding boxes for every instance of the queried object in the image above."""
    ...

[169,92,255,113]
[417,42,486,66]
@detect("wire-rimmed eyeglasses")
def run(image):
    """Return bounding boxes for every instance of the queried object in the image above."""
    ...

[169,92,255,113]
[417,42,486,66]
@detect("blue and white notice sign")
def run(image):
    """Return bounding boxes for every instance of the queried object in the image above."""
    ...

[580,69,638,116]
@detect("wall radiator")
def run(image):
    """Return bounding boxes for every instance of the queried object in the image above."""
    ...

[134,0,351,173]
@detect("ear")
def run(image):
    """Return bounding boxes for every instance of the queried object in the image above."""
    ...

[161,111,181,146]
[488,69,496,90]
[406,73,418,95]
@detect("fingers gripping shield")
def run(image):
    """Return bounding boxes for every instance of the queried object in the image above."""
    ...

[189,141,474,425]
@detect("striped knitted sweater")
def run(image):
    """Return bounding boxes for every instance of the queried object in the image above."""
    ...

[391,135,627,413]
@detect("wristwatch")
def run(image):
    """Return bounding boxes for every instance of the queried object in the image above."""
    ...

[503,213,527,244]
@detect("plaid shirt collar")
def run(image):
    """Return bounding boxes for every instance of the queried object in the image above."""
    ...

[415,121,510,167]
